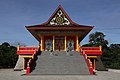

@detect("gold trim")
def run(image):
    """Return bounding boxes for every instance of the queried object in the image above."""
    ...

[22,56,33,58]
[41,36,43,51]
[87,56,97,58]
[17,44,20,51]
[94,59,96,69]
[76,35,79,51]
[99,46,102,51]
[53,36,55,51]
[64,36,66,51]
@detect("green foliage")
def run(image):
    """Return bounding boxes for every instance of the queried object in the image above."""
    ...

[0,42,18,68]
[109,44,120,69]
[82,32,120,69]
[82,32,108,48]
[89,32,108,46]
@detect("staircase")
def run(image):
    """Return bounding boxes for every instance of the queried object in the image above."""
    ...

[31,51,90,75]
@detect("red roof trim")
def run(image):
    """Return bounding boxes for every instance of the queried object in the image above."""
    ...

[26,24,94,28]
[26,26,94,31]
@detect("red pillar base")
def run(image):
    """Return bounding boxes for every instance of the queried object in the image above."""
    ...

[26,67,30,75]
[89,67,93,75]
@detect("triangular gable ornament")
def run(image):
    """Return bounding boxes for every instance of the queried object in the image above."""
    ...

[48,5,72,25]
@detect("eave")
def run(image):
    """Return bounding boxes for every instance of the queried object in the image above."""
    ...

[25,25,93,42]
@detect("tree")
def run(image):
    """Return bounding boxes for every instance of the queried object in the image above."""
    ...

[0,42,18,68]
[83,32,108,47]
[82,32,111,68]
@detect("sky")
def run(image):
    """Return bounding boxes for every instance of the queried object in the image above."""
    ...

[0,0,120,46]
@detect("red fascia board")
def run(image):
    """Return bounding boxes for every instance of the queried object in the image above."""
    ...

[26,26,93,31]
[82,48,100,50]
[19,47,38,50]
[26,25,93,28]
[84,51,102,55]
[17,50,36,55]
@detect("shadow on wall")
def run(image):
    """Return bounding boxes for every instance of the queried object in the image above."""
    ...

[30,49,42,73]
[96,56,108,71]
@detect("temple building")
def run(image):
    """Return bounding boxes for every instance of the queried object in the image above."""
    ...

[26,5,93,51]
[14,5,104,75]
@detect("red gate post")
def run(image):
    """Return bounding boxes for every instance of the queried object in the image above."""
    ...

[89,67,93,75]
[26,66,30,75]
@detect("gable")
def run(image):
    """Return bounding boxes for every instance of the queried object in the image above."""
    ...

[48,6,72,25]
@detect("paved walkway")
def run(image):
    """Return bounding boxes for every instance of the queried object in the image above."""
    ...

[0,69,120,80]
[109,69,120,73]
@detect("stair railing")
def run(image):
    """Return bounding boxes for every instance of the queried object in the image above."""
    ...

[79,46,93,75]
[26,52,36,75]
[26,46,40,75]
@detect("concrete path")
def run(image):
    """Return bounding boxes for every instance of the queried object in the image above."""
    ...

[109,69,120,73]
[0,69,120,80]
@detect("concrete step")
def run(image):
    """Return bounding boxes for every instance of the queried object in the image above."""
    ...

[14,55,24,71]
[31,51,90,75]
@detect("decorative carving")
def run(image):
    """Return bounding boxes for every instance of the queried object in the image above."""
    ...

[67,40,74,51]
[49,10,70,25]
[45,39,52,51]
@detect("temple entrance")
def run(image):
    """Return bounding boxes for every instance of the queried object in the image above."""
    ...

[55,36,65,51]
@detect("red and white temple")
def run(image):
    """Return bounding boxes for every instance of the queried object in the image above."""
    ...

[14,5,102,75]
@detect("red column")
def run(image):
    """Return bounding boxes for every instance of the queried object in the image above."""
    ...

[26,67,30,75]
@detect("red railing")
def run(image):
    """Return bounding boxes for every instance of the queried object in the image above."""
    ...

[83,51,102,55]
[79,46,103,75]
[17,46,38,55]
[81,46,102,56]
[82,47,100,50]
[80,46,93,75]
[16,45,40,75]
[19,47,38,50]
[26,46,40,75]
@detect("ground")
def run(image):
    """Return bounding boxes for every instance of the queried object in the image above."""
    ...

[0,69,120,80]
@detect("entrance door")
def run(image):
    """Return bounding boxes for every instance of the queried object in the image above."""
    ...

[55,36,65,51]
